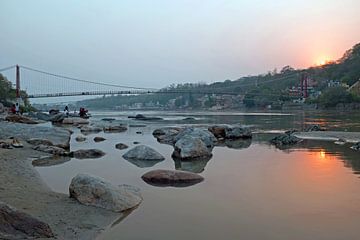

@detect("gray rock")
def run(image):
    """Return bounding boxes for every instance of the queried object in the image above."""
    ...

[224,126,252,139]
[33,144,68,156]
[306,124,326,132]
[27,111,51,121]
[80,126,102,135]
[32,156,71,167]
[0,122,69,149]
[103,125,127,133]
[152,127,183,145]
[142,169,204,187]
[69,173,142,212]
[0,103,4,113]
[49,113,66,123]
[208,125,227,139]
[270,134,301,147]
[123,145,165,161]
[72,149,106,159]
[0,201,54,239]
[115,143,128,150]
[75,135,87,142]
[62,117,89,125]
[174,128,217,148]
[27,138,53,146]
[5,115,38,124]
[174,156,211,173]
[172,135,212,160]
[94,136,106,142]
[350,142,360,151]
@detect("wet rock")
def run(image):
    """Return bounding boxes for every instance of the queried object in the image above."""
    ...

[183,117,196,121]
[115,143,128,150]
[133,141,140,144]
[224,126,252,139]
[130,114,163,121]
[129,124,146,127]
[69,173,142,212]
[123,145,165,161]
[306,124,326,132]
[0,201,54,239]
[94,136,106,142]
[103,125,127,133]
[0,103,4,113]
[152,127,183,145]
[49,113,66,123]
[174,156,211,173]
[270,134,301,147]
[174,128,217,148]
[136,131,142,134]
[208,125,227,139]
[80,126,102,135]
[33,144,68,156]
[72,149,105,159]
[334,138,346,145]
[27,138,53,146]
[222,139,252,149]
[5,115,38,124]
[62,117,89,125]
[284,129,298,135]
[32,156,71,167]
[101,118,115,122]
[27,111,51,121]
[172,135,212,160]
[350,142,360,151]
[142,169,204,187]
[75,135,86,142]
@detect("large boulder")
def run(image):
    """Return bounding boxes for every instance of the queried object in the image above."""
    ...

[80,126,102,135]
[27,138,53,146]
[270,134,301,147]
[69,173,142,212]
[27,111,51,121]
[152,127,183,145]
[0,201,54,239]
[174,128,217,148]
[71,149,105,159]
[141,169,204,187]
[49,113,66,123]
[123,145,165,161]
[172,135,212,160]
[208,125,227,139]
[224,126,252,139]
[5,115,38,124]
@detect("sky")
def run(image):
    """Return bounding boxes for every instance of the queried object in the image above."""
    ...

[1,0,360,93]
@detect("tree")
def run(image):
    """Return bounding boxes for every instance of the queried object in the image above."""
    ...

[318,87,353,107]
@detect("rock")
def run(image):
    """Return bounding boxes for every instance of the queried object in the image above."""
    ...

[153,127,183,145]
[141,169,204,187]
[0,122,71,149]
[0,201,54,239]
[115,143,128,150]
[174,157,211,173]
[131,114,163,121]
[123,145,165,161]
[284,129,298,135]
[27,138,53,146]
[10,139,23,148]
[270,134,301,147]
[75,135,86,142]
[5,115,38,124]
[208,125,227,139]
[27,111,51,121]
[350,142,360,151]
[183,117,196,121]
[129,124,146,127]
[80,126,102,135]
[222,139,252,149]
[49,113,66,123]
[224,126,252,139]
[103,125,127,133]
[101,118,115,122]
[32,156,71,167]
[172,135,212,160]
[0,103,4,113]
[136,131,142,134]
[71,149,106,159]
[334,138,346,145]
[133,141,140,144]
[69,173,142,212]
[33,144,68,156]
[306,124,326,132]
[174,128,217,148]
[94,136,106,142]
[62,117,89,125]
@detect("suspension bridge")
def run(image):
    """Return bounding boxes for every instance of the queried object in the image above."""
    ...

[0,64,309,101]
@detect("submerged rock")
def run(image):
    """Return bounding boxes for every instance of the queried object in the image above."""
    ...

[123,145,165,161]
[72,149,106,159]
[270,134,301,147]
[32,156,71,167]
[27,138,53,146]
[103,125,127,133]
[172,135,212,160]
[94,136,106,142]
[174,156,211,173]
[69,173,142,212]
[75,135,87,142]
[0,201,54,239]
[115,143,128,150]
[33,144,68,156]
[142,169,204,187]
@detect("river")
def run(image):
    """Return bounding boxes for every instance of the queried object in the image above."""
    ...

[34,110,360,240]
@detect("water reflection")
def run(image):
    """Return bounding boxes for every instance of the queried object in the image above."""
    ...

[124,158,164,168]
[216,139,252,149]
[173,155,212,173]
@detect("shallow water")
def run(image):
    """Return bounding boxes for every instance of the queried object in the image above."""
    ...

[34,110,360,240]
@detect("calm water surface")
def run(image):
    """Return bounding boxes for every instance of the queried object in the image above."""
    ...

[34,110,360,240]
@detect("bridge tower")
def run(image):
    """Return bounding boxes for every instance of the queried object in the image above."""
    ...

[300,73,308,98]
[16,65,20,98]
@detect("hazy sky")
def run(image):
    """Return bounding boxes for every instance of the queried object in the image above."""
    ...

[1,0,360,90]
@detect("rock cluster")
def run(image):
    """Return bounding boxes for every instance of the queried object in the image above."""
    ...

[5,115,38,124]
[270,133,301,147]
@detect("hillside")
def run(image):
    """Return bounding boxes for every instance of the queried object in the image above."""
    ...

[79,43,360,110]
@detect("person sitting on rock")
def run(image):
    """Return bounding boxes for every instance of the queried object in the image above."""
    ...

[10,104,16,114]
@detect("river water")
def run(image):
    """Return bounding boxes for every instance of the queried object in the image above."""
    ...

[34,110,360,240]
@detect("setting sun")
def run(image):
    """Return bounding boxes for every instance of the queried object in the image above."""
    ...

[316,57,332,66]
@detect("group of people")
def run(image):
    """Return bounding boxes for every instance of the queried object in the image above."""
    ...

[10,103,20,115]
[63,106,89,118]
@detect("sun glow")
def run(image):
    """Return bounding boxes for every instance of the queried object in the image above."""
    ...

[316,57,332,66]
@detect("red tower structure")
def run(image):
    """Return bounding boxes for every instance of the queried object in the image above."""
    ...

[16,65,20,98]
[300,73,308,98]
